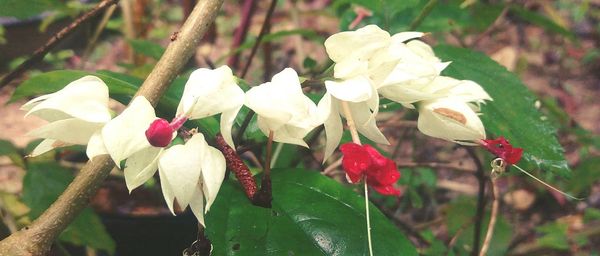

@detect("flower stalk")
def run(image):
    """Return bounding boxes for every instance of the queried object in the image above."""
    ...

[340,99,373,256]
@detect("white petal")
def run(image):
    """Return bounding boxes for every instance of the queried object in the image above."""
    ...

[102,96,157,165]
[333,59,369,79]
[270,68,304,93]
[30,139,59,157]
[271,125,310,148]
[86,131,108,160]
[199,144,226,212]
[324,25,390,63]
[220,105,242,148]
[189,184,205,226]
[348,101,389,145]
[391,31,424,43]
[124,146,162,192]
[27,118,103,145]
[25,76,111,123]
[158,134,205,210]
[158,166,176,215]
[177,66,245,122]
[318,94,343,162]
[325,76,373,103]
[245,86,293,131]
[417,99,486,144]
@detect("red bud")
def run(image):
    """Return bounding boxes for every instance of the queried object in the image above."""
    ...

[145,119,174,147]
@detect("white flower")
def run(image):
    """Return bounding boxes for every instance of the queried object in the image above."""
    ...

[176,66,245,148]
[99,96,225,226]
[417,98,487,145]
[373,34,451,107]
[324,24,391,79]
[21,76,111,157]
[244,68,321,147]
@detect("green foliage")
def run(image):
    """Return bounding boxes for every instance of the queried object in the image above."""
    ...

[206,169,417,255]
[445,197,513,256]
[0,0,60,19]
[21,162,115,254]
[333,0,503,33]
[0,140,24,168]
[10,70,220,138]
[128,39,166,60]
[535,221,570,250]
[567,157,600,195]
[509,5,575,39]
[398,168,437,208]
[434,45,571,178]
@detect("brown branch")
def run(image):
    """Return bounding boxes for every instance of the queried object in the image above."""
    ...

[0,0,120,89]
[0,1,224,255]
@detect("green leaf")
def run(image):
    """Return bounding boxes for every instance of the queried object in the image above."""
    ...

[22,163,115,254]
[509,5,575,39]
[0,139,24,168]
[128,39,165,60]
[535,221,570,250]
[434,45,571,178]
[567,157,600,195]
[10,70,219,138]
[206,169,417,255]
[0,0,61,19]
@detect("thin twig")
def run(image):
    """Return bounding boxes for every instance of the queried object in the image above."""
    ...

[228,0,259,69]
[239,0,278,79]
[0,0,120,89]
[408,0,438,30]
[466,147,486,256]
[364,180,374,256]
[215,134,257,199]
[479,179,499,256]
[0,1,224,254]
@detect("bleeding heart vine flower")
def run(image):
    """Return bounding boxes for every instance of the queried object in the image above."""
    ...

[176,65,244,148]
[21,76,111,157]
[245,68,321,147]
[98,96,225,226]
[339,143,401,196]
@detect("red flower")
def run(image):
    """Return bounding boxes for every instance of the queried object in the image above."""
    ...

[340,143,401,196]
[480,136,523,165]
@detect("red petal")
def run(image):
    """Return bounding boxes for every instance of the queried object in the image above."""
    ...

[370,184,402,196]
[340,143,371,181]
[368,159,400,186]
[506,147,523,165]
[363,144,387,168]
[481,136,523,165]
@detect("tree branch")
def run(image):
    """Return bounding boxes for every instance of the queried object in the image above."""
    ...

[466,147,487,256]
[0,0,120,89]
[0,1,224,255]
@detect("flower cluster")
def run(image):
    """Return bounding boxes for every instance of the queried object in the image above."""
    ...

[320,25,492,161]
[481,136,523,165]
[23,24,495,217]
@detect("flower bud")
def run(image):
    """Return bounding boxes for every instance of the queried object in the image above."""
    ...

[145,118,174,147]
